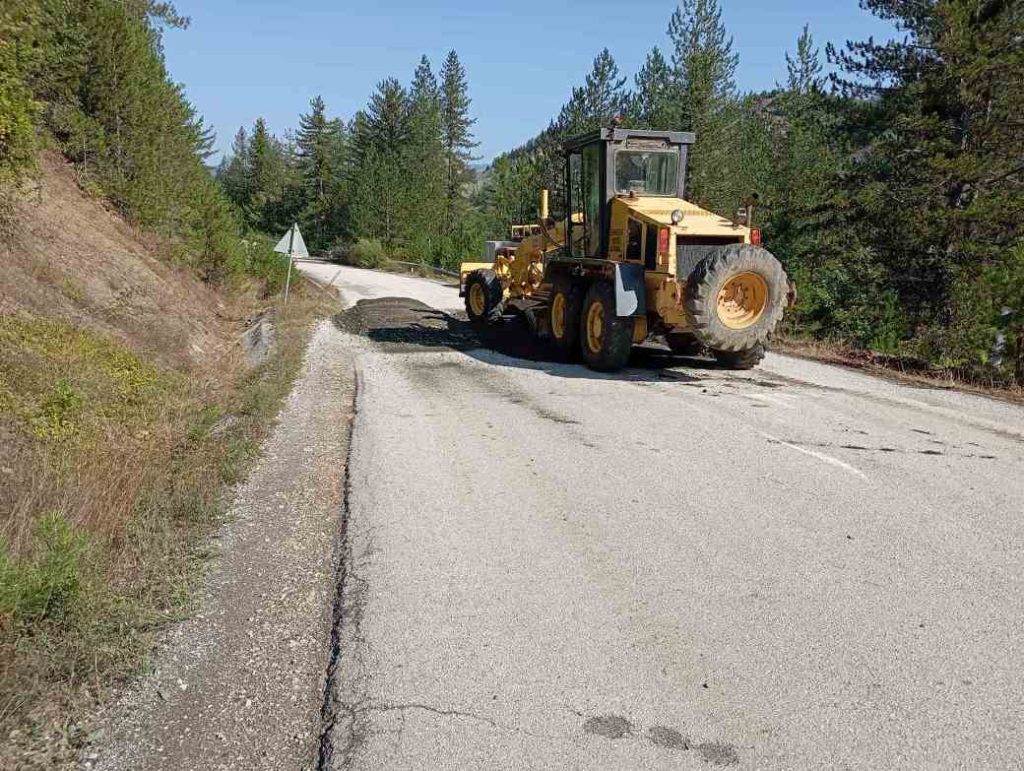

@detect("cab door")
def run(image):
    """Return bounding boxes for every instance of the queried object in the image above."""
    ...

[644,224,658,271]
[625,218,643,262]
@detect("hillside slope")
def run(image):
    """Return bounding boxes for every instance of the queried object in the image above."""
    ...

[1,153,239,374]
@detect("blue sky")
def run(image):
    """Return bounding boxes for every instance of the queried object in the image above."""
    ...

[162,0,896,162]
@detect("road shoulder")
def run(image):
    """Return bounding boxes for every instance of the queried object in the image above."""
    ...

[87,320,355,771]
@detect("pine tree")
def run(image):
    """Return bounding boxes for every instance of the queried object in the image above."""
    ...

[439,50,478,234]
[4,0,249,280]
[581,48,627,126]
[248,119,272,194]
[668,0,737,123]
[829,0,1024,367]
[667,0,739,204]
[785,24,823,95]
[348,78,411,249]
[525,48,629,214]
[0,2,40,187]
[217,126,250,208]
[247,117,281,230]
[237,117,303,235]
[556,48,627,135]
[296,95,346,250]
[480,152,543,236]
[630,47,677,130]
[758,26,854,337]
[404,55,446,260]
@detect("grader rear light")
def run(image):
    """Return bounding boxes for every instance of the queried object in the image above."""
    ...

[658,227,670,255]
[751,228,762,246]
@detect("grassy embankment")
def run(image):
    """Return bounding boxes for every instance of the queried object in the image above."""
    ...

[0,162,336,766]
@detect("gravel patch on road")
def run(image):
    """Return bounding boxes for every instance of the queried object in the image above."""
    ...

[86,321,355,771]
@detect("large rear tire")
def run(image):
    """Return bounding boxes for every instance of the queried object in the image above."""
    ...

[549,279,583,353]
[579,281,633,372]
[465,270,503,323]
[685,244,787,352]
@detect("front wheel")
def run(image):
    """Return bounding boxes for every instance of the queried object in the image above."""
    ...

[685,244,788,352]
[465,270,503,323]
[579,281,633,371]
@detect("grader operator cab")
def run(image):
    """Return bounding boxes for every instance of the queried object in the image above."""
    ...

[460,127,790,371]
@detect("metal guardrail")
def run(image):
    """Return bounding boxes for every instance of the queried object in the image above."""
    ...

[299,255,459,279]
[387,260,460,279]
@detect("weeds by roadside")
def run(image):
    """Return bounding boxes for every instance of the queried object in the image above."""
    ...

[0,284,336,769]
[774,335,1024,404]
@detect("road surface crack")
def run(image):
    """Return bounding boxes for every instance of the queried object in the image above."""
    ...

[367,702,560,740]
[316,367,361,771]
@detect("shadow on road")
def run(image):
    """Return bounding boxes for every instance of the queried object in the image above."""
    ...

[333,296,745,384]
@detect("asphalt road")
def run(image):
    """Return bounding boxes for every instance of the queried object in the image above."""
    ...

[301,261,1024,770]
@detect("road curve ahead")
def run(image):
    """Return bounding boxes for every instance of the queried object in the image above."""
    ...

[301,261,1024,770]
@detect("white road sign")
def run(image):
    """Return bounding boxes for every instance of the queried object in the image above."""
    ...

[274,223,309,258]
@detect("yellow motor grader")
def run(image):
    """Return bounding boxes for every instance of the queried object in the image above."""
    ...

[460,127,790,371]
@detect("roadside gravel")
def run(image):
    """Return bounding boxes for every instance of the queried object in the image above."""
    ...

[86,320,355,771]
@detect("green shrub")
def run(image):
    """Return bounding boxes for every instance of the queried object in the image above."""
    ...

[239,235,291,294]
[941,241,1024,383]
[0,512,92,625]
[31,378,84,440]
[0,39,39,184]
[351,238,386,268]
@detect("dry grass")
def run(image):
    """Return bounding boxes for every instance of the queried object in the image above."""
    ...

[0,154,338,768]
[0,152,238,375]
[0,288,334,770]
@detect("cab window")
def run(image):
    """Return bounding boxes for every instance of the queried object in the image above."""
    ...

[614,150,678,196]
[568,151,583,257]
[581,143,602,255]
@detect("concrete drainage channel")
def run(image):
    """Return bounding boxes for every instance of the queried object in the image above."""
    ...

[241,311,276,366]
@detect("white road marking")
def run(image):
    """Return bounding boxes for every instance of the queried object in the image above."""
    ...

[760,432,868,480]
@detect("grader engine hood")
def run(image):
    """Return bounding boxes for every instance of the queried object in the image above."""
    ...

[617,196,750,239]
[612,196,757,282]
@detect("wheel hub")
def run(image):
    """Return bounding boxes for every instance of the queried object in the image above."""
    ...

[586,302,604,353]
[469,282,486,317]
[551,293,566,339]
[717,272,768,329]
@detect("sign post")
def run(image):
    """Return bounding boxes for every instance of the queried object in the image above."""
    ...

[273,223,309,304]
